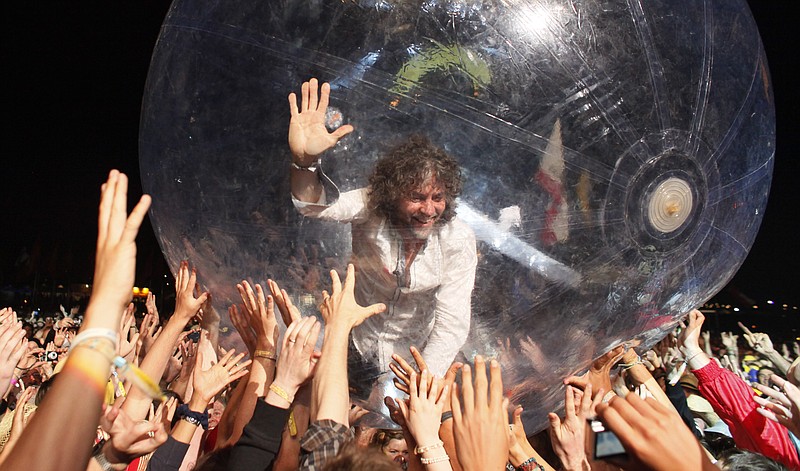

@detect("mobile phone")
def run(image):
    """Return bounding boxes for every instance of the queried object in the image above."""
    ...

[187,331,201,342]
[590,419,627,459]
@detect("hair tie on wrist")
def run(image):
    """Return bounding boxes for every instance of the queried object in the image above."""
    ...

[176,403,209,430]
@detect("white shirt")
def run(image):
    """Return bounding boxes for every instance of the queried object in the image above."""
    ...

[294,186,477,376]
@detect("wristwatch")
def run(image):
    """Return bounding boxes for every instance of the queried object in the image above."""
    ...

[92,440,126,471]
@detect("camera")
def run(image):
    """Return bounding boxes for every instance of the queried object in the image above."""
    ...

[45,350,58,362]
[187,331,201,342]
[590,419,627,460]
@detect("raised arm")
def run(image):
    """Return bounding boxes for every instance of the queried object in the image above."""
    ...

[288,78,353,202]
[0,170,151,471]
[313,264,385,425]
[738,322,792,375]
[122,261,208,421]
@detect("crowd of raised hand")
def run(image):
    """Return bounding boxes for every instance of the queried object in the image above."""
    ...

[1,170,799,471]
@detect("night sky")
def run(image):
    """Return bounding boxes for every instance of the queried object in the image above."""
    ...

[2,1,797,308]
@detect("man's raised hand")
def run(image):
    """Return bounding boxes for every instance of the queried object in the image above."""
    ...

[288,78,354,165]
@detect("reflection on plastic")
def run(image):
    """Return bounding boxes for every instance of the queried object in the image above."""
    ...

[139,0,774,431]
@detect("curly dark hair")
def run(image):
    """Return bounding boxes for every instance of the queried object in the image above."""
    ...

[369,429,405,449]
[368,134,463,223]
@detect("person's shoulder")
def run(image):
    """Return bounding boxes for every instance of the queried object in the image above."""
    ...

[438,217,476,247]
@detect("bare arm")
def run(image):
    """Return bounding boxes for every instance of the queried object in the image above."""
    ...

[313,265,385,425]
[0,170,150,471]
[122,261,207,421]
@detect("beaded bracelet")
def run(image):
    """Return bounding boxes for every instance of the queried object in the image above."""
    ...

[414,440,444,455]
[420,454,450,465]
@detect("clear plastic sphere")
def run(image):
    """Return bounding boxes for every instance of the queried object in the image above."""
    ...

[140,0,774,430]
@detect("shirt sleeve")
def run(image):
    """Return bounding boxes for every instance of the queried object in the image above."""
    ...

[146,436,191,471]
[298,420,353,471]
[693,360,800,468]
[421,220,477,377]
[226,399,292,471]
[292,187,370,224]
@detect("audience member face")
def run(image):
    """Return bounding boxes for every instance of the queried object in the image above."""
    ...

[381,437,408,465]
[757,368,774,386]
[208,400,225,429]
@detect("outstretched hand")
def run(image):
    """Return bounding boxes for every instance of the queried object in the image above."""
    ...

[397,369,448,450]
[451,356,508,471]
[318,264,386,330]
[267,278,302,328]
[174,261,208,323]
[548,383,599,470]
[192,331,250,404]
[89,170,151,326]
[739,322,776,355]
[272,315,322,395]
[678,309,705,355]
[564,344,624,402]
[100,397,172,466]
[752,374,800,438]
[288,78,354,165]
[236,280,279,351]
[596,394,716,471]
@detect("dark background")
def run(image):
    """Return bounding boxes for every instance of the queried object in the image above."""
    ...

[1,1,797,316]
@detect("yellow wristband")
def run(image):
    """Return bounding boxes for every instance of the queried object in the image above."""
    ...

[269,383,294,404]
[254,349,277,361]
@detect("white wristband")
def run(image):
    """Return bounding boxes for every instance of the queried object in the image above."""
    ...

[70,328,119,351]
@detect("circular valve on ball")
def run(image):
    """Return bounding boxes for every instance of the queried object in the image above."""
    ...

[648,177,694,234]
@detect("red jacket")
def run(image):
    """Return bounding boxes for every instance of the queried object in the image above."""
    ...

[694,360,800,469]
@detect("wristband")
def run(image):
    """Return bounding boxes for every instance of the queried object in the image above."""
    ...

[414,440,444,455]
[619,357,643,370]
[254,349,277,361]
[70,328,119,351]
[685,350,704,364]
[517,456,546,471]
[71,337,116,361]
[291,160,321,172]
[176,404,209,430]
[269,383,294,404]
[440,411,453,422]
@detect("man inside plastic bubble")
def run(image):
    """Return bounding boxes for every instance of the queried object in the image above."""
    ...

[287,78,477,379]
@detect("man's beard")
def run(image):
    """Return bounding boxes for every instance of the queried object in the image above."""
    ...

[402,214,440,240]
